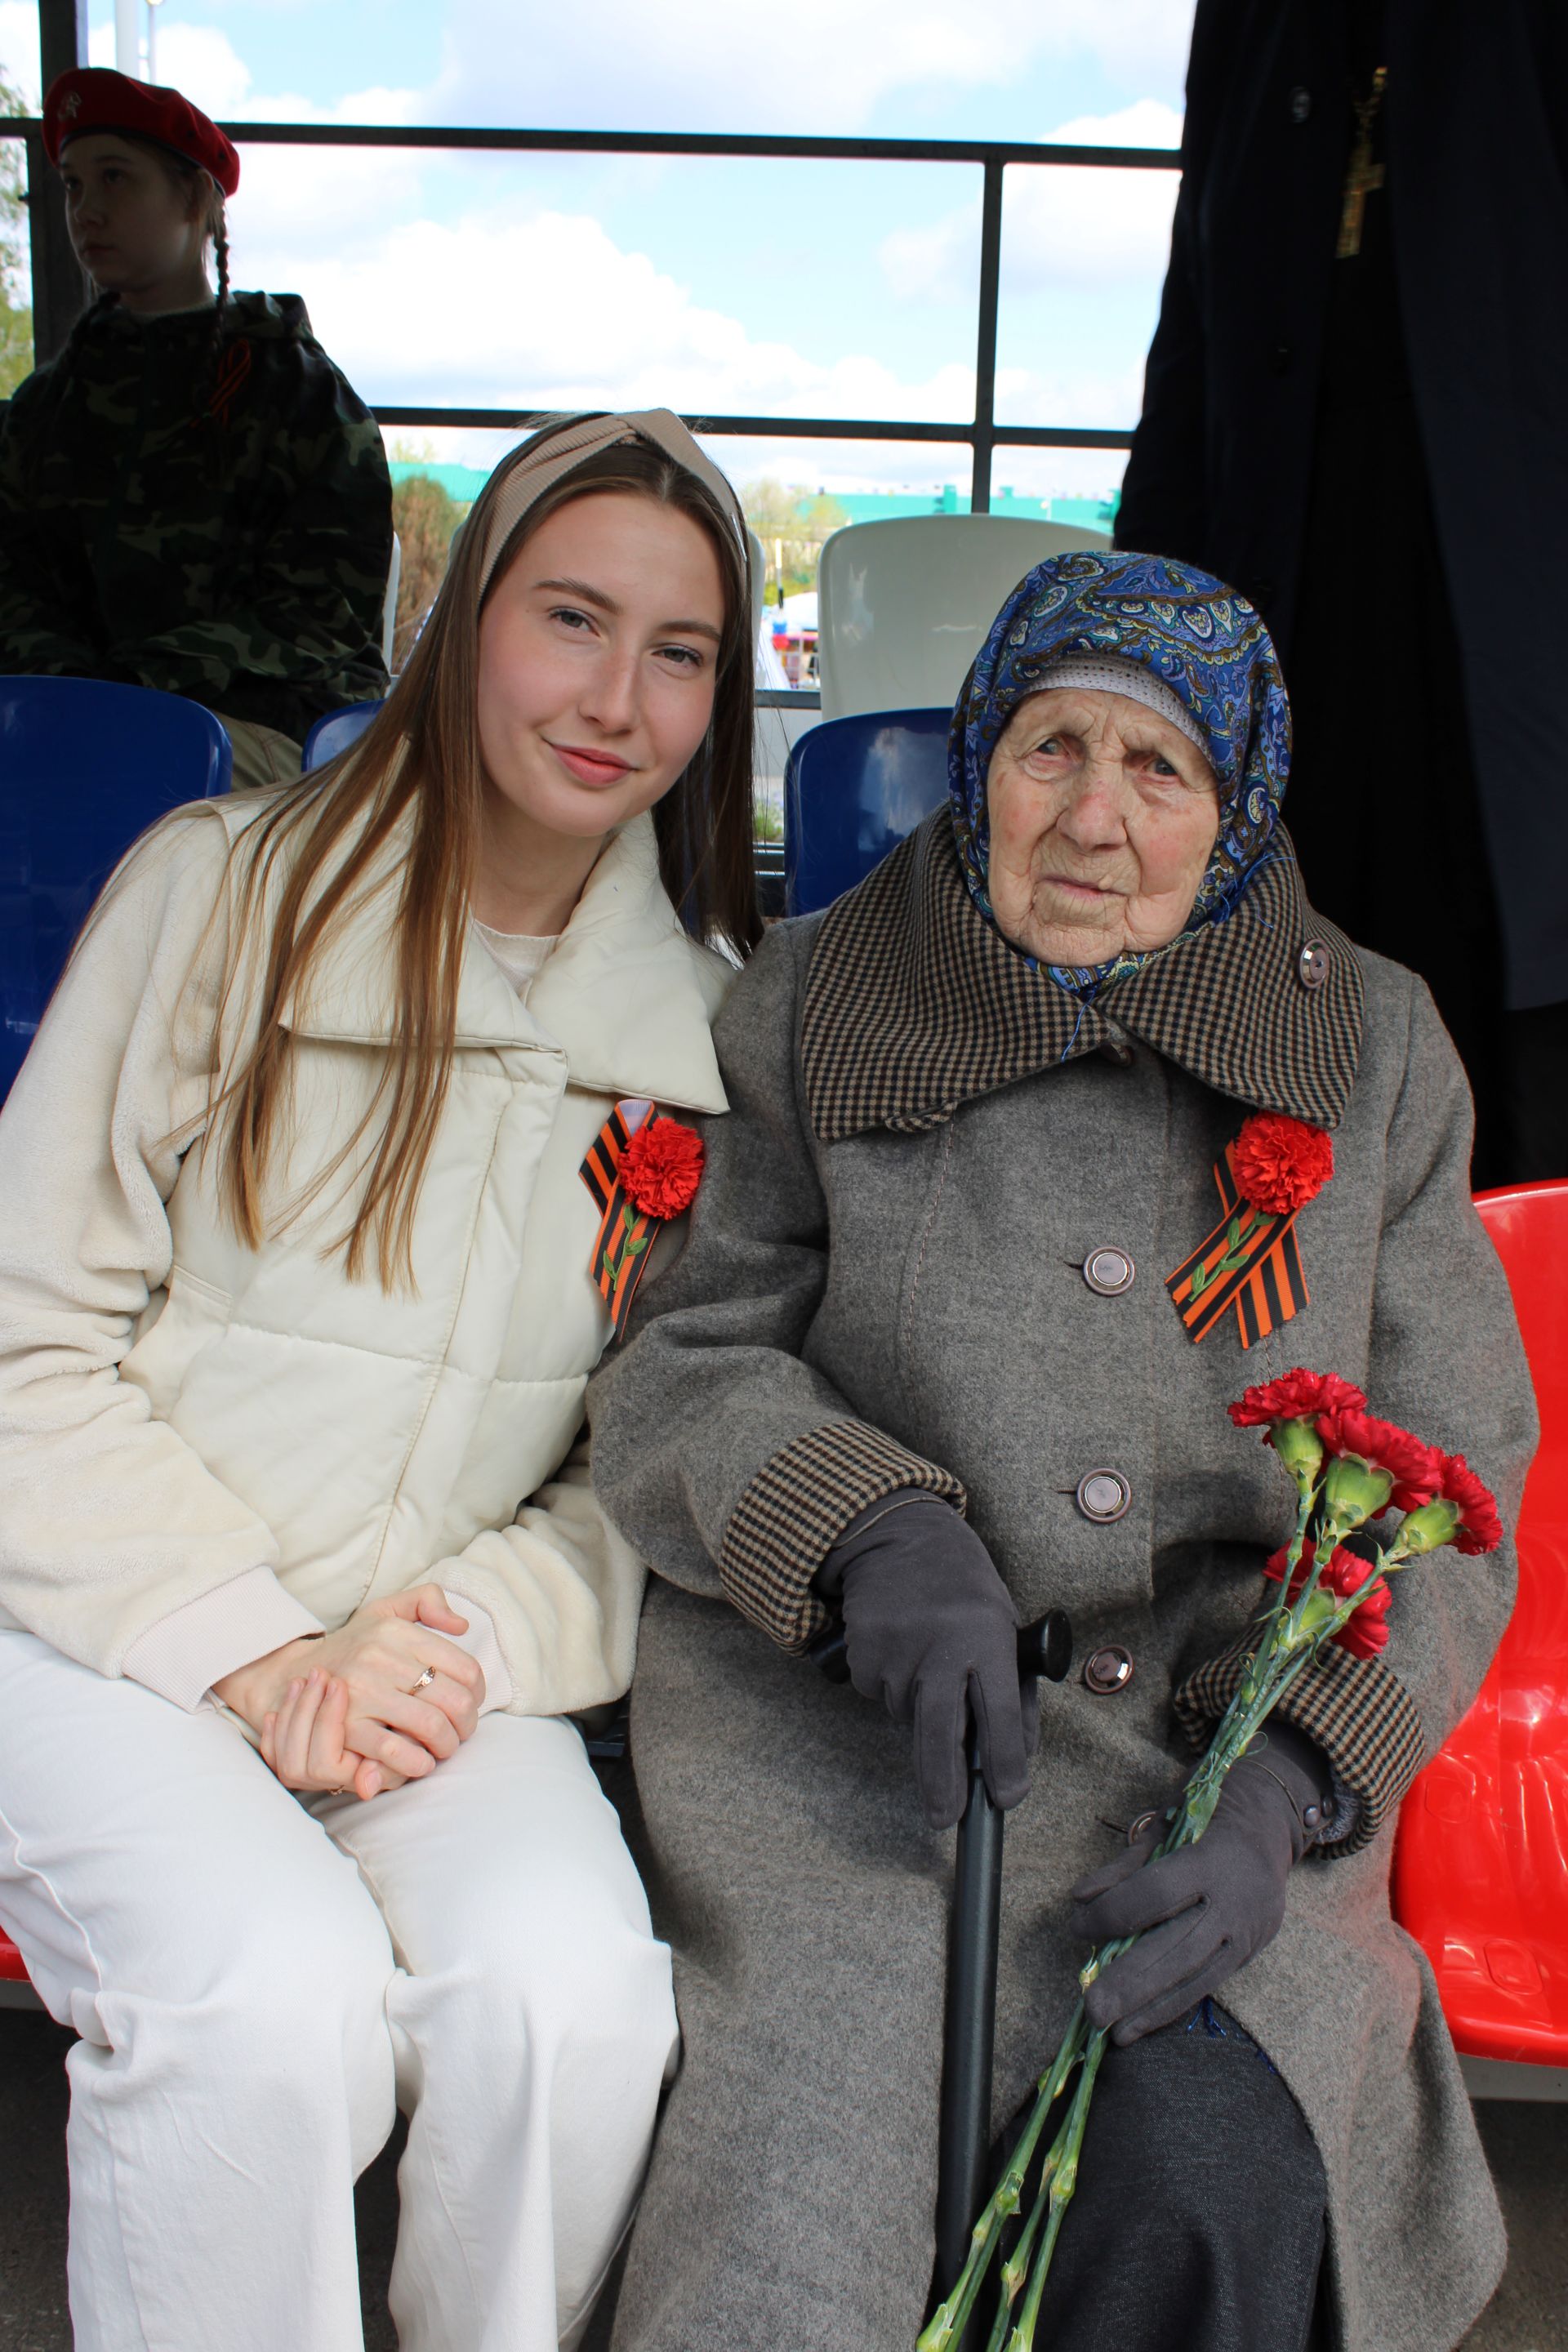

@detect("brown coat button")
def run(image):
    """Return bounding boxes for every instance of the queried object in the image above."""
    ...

[1298,940,1330,989]
[1084,1645,1134,1695]
[1082,1246,1135,1297]
[1076,1469,1131,1522]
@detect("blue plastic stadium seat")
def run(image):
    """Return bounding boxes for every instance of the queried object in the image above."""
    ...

[785,706,950,915]
[301,699,383,771]
[0,677,231,1104]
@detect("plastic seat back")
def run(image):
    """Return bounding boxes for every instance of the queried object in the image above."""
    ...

[301,700,384,772]
[817,515,1110,721]
[0,678,231,1105]
[1392,1179,1568,2065]
[785,707,949,915]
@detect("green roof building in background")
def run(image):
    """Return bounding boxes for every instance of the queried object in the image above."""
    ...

[386,460,1116,537]
[388,461,492,506]
[817,486,1116,530]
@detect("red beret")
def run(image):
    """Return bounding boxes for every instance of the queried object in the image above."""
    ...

[43,68,240,198]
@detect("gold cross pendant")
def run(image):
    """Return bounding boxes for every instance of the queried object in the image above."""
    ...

[1337,65,1388,260]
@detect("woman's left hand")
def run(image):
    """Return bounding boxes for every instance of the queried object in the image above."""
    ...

[261,1665,401,1800]
[1068,1726,1332,2044]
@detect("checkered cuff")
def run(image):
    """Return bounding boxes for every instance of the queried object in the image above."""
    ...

[1174,1637,1426,1857]
[720,1419,969,1652]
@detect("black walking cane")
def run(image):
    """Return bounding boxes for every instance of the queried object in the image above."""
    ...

[808,1608,1073,2328]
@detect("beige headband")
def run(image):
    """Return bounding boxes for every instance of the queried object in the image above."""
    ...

[476,408,748,598]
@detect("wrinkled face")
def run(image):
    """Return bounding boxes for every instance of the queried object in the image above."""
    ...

[985,686,1221,964]
[59,135,207,295]
[475,489,727,849]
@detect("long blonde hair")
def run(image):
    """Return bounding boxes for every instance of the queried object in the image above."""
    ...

[206,418,758,1289]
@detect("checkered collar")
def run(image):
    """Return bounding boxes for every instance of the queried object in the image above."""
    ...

[800,809,1364,1143]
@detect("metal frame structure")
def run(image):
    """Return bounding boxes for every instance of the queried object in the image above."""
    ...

[19,0,89,364]
[4,84,1179,506]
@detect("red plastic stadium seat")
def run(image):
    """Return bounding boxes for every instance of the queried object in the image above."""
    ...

[1392,1181,1568,2065]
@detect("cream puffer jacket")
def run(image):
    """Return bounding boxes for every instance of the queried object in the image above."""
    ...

[0,791,731,1717]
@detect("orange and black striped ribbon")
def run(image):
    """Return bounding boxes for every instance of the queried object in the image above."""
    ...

[1165,1141,1308,1349]
[207,337,254,426]
[580,1098,662,1339]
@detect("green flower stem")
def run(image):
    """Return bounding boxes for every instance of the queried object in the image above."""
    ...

[916,2010,1089,2352]
[989,1632,1325,2342]
[1005,2029,1108,2351]
[916,1450,1407,2352]
[982,2128,1059,2352]
[1239,1481,1316,1723]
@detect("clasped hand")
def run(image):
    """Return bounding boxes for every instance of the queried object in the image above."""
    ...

[212,1584,485,1802]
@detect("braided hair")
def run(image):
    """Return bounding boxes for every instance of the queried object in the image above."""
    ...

[96,138,230,413]
[202,180,231,407]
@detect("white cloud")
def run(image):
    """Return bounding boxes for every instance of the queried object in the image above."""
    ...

[57,19,426,257]
[5,0,1196,136]
[1043,100,1186,150]
[263,194,981,425]
[880,102,1181,304]
[100,17,422,127]
[271,189,1135,494]
[2,2,1150,500]
[425,0,1194,134]
[225,137,426,255]
[1051,5,1195,107]
[119,21,252,114]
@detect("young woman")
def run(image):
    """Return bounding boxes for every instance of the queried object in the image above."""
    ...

[0,408,759,2352]
[0,67,392,787]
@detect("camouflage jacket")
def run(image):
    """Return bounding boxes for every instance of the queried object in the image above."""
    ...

[0,291,392,742]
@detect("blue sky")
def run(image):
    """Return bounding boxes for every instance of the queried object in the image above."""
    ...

[2,0,1196,498]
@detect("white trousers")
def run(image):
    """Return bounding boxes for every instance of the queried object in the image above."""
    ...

[0,1631,679,2352]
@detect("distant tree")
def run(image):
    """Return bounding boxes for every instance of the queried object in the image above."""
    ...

[390,471,467,668]
[741,478,849,600]
[0,70,33,394]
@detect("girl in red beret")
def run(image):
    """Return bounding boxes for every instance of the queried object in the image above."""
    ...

[0,67,392,786]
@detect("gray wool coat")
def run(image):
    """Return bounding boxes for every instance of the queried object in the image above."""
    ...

[588,817,1535,2352]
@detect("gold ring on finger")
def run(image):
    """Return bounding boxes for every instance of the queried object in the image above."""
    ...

[408,1665,436,1695]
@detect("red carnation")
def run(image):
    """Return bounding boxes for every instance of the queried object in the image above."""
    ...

[617,1118,706,1218]
[1229,1370,1367,1431]
[1316,1407,1444,1511]
[1232,1113,1335,1217]
[1263,1540,1392,1659]
[1440,1452,1503,1556]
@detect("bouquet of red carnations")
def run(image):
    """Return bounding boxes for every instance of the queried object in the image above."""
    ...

[918,1370,1502,2352]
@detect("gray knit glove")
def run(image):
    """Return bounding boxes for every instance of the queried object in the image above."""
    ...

[822,1490,1038,1831]
[1067,1722,1333,2045]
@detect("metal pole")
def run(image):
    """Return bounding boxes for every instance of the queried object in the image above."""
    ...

[969,158,1004,516]
[27,0,90,365]
[933,1727,1004,2314]
[114,0,139,75]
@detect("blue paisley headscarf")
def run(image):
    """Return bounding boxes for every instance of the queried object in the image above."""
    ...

[949,550,1292,1000]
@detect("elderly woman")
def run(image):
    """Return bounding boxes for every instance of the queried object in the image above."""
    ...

[587,552,1535,2352]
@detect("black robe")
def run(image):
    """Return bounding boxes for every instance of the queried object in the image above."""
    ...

[1115,0,1568,1075]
